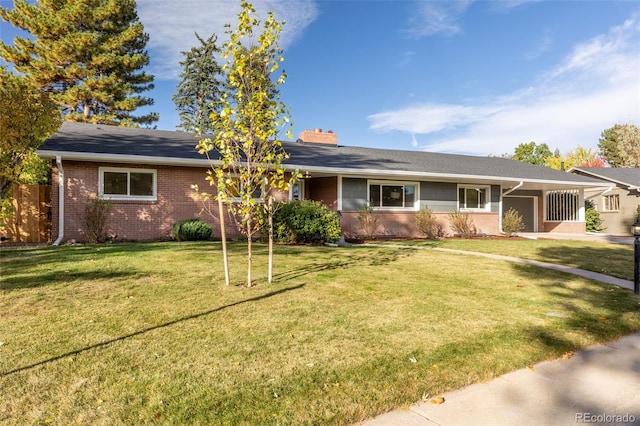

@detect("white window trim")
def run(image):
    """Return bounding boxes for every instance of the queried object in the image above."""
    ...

[458,184,491,212]
[543,189,584,222]
[289,181,305,201]
[99,167,157,201]
[223,174,264,203]
[367,180,419,211]
[602,193,620,212]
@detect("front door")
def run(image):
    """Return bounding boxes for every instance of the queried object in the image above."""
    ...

[503,196,536,232]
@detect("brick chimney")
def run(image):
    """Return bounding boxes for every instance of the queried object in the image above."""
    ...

[297,128,337,145]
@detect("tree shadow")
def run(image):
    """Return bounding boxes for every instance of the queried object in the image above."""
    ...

[0,283,305,377]
[0,242,222,291]
[270,246,415,282]
[530,243,633,280]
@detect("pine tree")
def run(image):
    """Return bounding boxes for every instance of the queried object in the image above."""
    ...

[0,0,157,127]
[172,33,223,134]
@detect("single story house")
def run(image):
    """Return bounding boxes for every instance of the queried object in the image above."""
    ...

[37,122,610,243]
[569,166,640,236]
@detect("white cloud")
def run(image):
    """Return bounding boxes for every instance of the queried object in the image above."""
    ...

[137,0,319,80]
[369,13,640,156]
[523,31,552,60]
[404,1,473,38]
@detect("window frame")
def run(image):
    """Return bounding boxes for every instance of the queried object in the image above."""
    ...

[223,174,264,203]
[99,167,157,201]
[289,181,304,201]
[367,180,419,211]
[602,194,620,212]
[457,184,491,212]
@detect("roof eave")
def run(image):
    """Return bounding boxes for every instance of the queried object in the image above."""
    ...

[568,167,637,189]
[37,151,609,188]
[37,150,216,168]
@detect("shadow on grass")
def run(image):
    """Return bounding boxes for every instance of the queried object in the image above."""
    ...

[0,283,305,377]
[512,264,640,355]
[271,247,415,282]
[1,269,142,291]
[533,244,633,281]
[0,241,223,291]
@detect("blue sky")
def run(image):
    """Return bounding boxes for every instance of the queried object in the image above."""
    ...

[1,0,639,157]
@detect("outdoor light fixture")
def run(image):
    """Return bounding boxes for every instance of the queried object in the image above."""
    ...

[633,218,640,295]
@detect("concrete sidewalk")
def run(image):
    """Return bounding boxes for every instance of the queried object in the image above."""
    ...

[360,332,640,426]
[359,238,640,425]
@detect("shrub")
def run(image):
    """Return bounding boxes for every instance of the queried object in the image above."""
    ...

[173,218,213,241]
[447,210,477,238]
[585,200,605,233]
[415,208,444,239]
[271,200,341,244]
[84,196,113,243]
[502,208,525,236]
[357,203,379,240]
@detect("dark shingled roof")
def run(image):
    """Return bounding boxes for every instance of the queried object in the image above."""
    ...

[39,122,605,187]
[571,167,640,188]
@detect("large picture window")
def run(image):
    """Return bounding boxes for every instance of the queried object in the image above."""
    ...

[368,181,417,209]
[458,185,490,211]
[100,167,156,200]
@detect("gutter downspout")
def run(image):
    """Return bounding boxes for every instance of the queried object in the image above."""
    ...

[502,181,524,197]
[500,181,524,234]
[53,155,64,246]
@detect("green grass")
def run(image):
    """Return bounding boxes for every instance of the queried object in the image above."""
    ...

[1,241,639,425]
[373,238,634,280]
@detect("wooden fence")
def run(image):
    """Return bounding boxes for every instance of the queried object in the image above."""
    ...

[0,184,51,243]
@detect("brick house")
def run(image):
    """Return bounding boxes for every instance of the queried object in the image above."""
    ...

[569,167,640,236]
[37,122,609,243]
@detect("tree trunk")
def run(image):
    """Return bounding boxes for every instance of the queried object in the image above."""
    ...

[246,216,253,287]
[218,195,230,286]
[268,196,273,284]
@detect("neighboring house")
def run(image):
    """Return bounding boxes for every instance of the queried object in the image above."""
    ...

[37,122,609,243]
[569,167,640,236]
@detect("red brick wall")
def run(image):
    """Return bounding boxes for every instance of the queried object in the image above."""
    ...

[307,177,338,210]
[51,161,260,242]
[543,221,586,233]
[340,211,500,238]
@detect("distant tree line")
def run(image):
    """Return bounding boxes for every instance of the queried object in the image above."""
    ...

[509,123,640,169]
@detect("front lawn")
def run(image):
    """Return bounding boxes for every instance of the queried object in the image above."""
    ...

[1,241,639,425]
[373,238,634,280]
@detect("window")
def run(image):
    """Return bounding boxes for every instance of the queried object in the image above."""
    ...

[223,176,263,201]
[603,194,620,211]
[458,186,490,211]
[100,167,156,200]
[545,189,579,221]
[290,182,304,201]
[368,181,417,209]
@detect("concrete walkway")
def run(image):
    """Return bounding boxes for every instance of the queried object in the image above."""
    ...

[433,247,635,291]
[360,332,640,426]
[359,236,640,426]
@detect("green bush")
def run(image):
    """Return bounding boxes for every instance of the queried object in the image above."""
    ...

[585,200,605,233]
[415,208,444,239]
[173,218,213,241]
[270,200,341,244]
[502,208,525,236]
